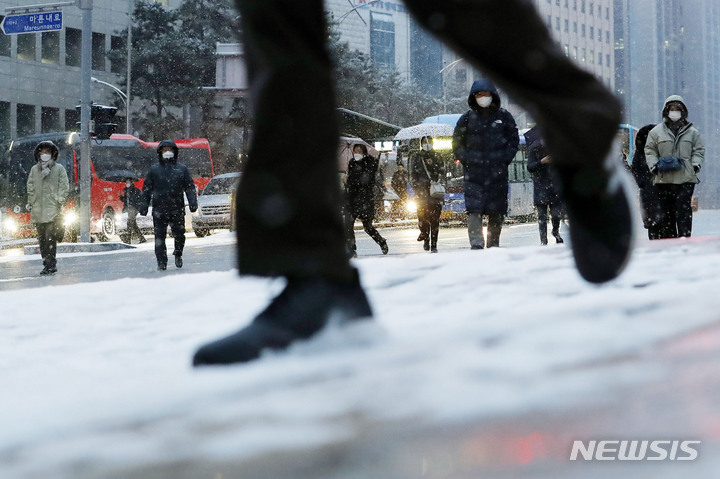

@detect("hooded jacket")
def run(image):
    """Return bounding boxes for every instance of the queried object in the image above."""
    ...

[452,79,519,214]
[525,126,561,206]
[345,152,379,220]
[142,140,198,215]
[27,141,70,224]
[644,95,705,185]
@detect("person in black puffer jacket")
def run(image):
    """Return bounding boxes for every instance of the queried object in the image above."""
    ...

[525,126,564,245]
[630,124,662,239]
[343,144,388,257]
[141,140,198,270]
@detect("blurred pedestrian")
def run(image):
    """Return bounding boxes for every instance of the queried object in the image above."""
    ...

[192,0,630,366]
[343,144,389,257]
[453,79,519,249]
[525,126,564,245]
[390,163,409,218]
[630,124,662,239]
[410,137,444,253]
[119,179,147,244]
[645,96,705,239]
[27,141,69,275]
[140,140,198,270]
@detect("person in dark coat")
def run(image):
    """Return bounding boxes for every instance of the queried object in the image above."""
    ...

[525,126,564,245]
[140,140,198,270]
[119,179,147,244]
[453,79,519,249]
[192,0,629,366]
[343,144,388,257]
[630,124,662,239]
[390,163,409,219]
[410,137,445,253]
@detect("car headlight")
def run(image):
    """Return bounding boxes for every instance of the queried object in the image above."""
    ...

[406,200,418,212]
[3,217,18,234]
[64,211,78,226]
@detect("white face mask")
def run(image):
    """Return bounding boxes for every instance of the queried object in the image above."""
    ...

[668,111,682,122]
[421,142,432,151]
[162,151,174,159]
[40,153,52,162]
[476,96,493,108]
[126,181,132,188]
[353,153,363,161]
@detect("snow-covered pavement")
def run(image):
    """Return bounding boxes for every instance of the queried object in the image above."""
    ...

[3,211,720,478]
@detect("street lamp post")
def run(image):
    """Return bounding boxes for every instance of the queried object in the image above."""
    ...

[91,77,127,107]
[439,58,464,114]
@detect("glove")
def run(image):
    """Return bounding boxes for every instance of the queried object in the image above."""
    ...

[189,205,198,213]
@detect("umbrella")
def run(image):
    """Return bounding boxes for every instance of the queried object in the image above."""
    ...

[101,170,140,182]
[337,136,379,172]
[393,123,455,141]
[421,114,463,127]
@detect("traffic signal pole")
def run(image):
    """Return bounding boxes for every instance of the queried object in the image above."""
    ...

[78,0,92,242]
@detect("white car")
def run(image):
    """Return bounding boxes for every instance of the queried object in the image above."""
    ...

[191,172,240,237]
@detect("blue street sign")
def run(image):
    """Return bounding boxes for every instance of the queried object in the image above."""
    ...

[1,11,63,35]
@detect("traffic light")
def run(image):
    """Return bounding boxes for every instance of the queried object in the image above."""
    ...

[75,104,118,140]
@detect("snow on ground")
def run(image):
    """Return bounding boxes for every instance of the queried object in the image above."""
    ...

[3,212,720,477]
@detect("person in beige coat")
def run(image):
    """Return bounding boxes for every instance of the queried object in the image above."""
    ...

[26,141,69,275]
[644,95,705,239]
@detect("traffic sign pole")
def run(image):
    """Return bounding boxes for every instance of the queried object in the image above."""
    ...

[79,0,92,243]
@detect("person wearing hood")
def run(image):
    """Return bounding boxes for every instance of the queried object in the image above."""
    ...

[26,141,69,275]
[192,0,630,366]
[342,144,389,257]
[630,124,662,239]
[525,126,564,245]
[119,178,147,244]
[410,136,445,252]
[141,140,198,270]
[645,96,705,239]
[453,79,519,249]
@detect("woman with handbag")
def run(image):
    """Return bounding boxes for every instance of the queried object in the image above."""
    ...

[343,144,389,257]
[410,137,445,253]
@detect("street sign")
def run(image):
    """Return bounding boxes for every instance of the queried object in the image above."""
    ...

[1,11,63,35]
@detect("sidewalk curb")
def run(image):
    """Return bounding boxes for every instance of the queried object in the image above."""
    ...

[23,242,136,255]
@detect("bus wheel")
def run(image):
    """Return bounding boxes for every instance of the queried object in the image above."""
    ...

[98,209,116,242]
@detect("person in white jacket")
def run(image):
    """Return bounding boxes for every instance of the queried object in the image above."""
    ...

[26,141,69,275]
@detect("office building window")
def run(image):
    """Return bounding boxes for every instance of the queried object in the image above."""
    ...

[556,17,560,30]
[17,104,36,137]
[92,32,105,71]
[564,44,569,56]
[590,50,594,63]
[590,26,594,39]
[41,31,60,64]
[606,31,610,43]
[573,22,578,34]
[606,54,611,66]
[41,107,60,133]
[0,102,10,141]
[574,0,577,10]
[564,19,569,32]
[581,0,585,13]
[581,48,586,62]
[370,12,395,70]
[573,46,578,59]
[65,108,80,132]
[66,28,81,67]
[17,34,36,61]
[110,35,125,74]
[582,24,586,37]
[590,2,594,15]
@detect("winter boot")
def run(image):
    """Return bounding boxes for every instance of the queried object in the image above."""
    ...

[552,229,564,244]
[417,231,428,242]
[423,238,430,251]
[555,151,634,283]
[157,262,167,271]
[174,251,183,268]
[379,239,389,255]
[539,221,548,245]
[192,269,373,366]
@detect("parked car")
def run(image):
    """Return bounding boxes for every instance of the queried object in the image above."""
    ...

[191,172,240,237]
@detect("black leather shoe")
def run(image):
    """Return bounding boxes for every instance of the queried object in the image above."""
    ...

[417,232,428,242]
[175,255,183,268]
[423,238,430,251]
[157,262,167,271]
[193,270,373,366]
[380,241,389,255]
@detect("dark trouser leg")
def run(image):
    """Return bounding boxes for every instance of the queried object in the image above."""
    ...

[153,213,170,265]
[550,202,564,242]
[537,204,548,245]
[487,214,504,248]
[417,201,430,236]
[127,207,143,241]
[429,202,442,248]
[676,184,695,237]
[656,185,678,239]
[169,212,186,255]
[233,0,351,282]
[37,222,57,268]
[343,211,357,255]
[361,217,386,247]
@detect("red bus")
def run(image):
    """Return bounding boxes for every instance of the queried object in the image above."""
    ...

[0,132,214,241]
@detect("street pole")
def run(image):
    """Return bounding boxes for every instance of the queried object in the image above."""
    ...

[78,0,92,242]
[126,0,132,135]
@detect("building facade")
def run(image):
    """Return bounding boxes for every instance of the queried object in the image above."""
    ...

[0,0,181,143]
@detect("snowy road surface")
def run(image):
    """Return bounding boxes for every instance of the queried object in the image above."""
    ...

[3,212,720,478]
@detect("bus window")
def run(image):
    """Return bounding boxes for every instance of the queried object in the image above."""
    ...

[179,147,213,179]
[91,146,153,181]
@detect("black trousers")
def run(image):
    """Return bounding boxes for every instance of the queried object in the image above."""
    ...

[36,216,63,269]
[233,0,620,279]
[344,214,386,254]
[126,206,144,242]
[153,211,185,265]
[418,200,442,248]
[537,202,563,244]
[655,183,695,239]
